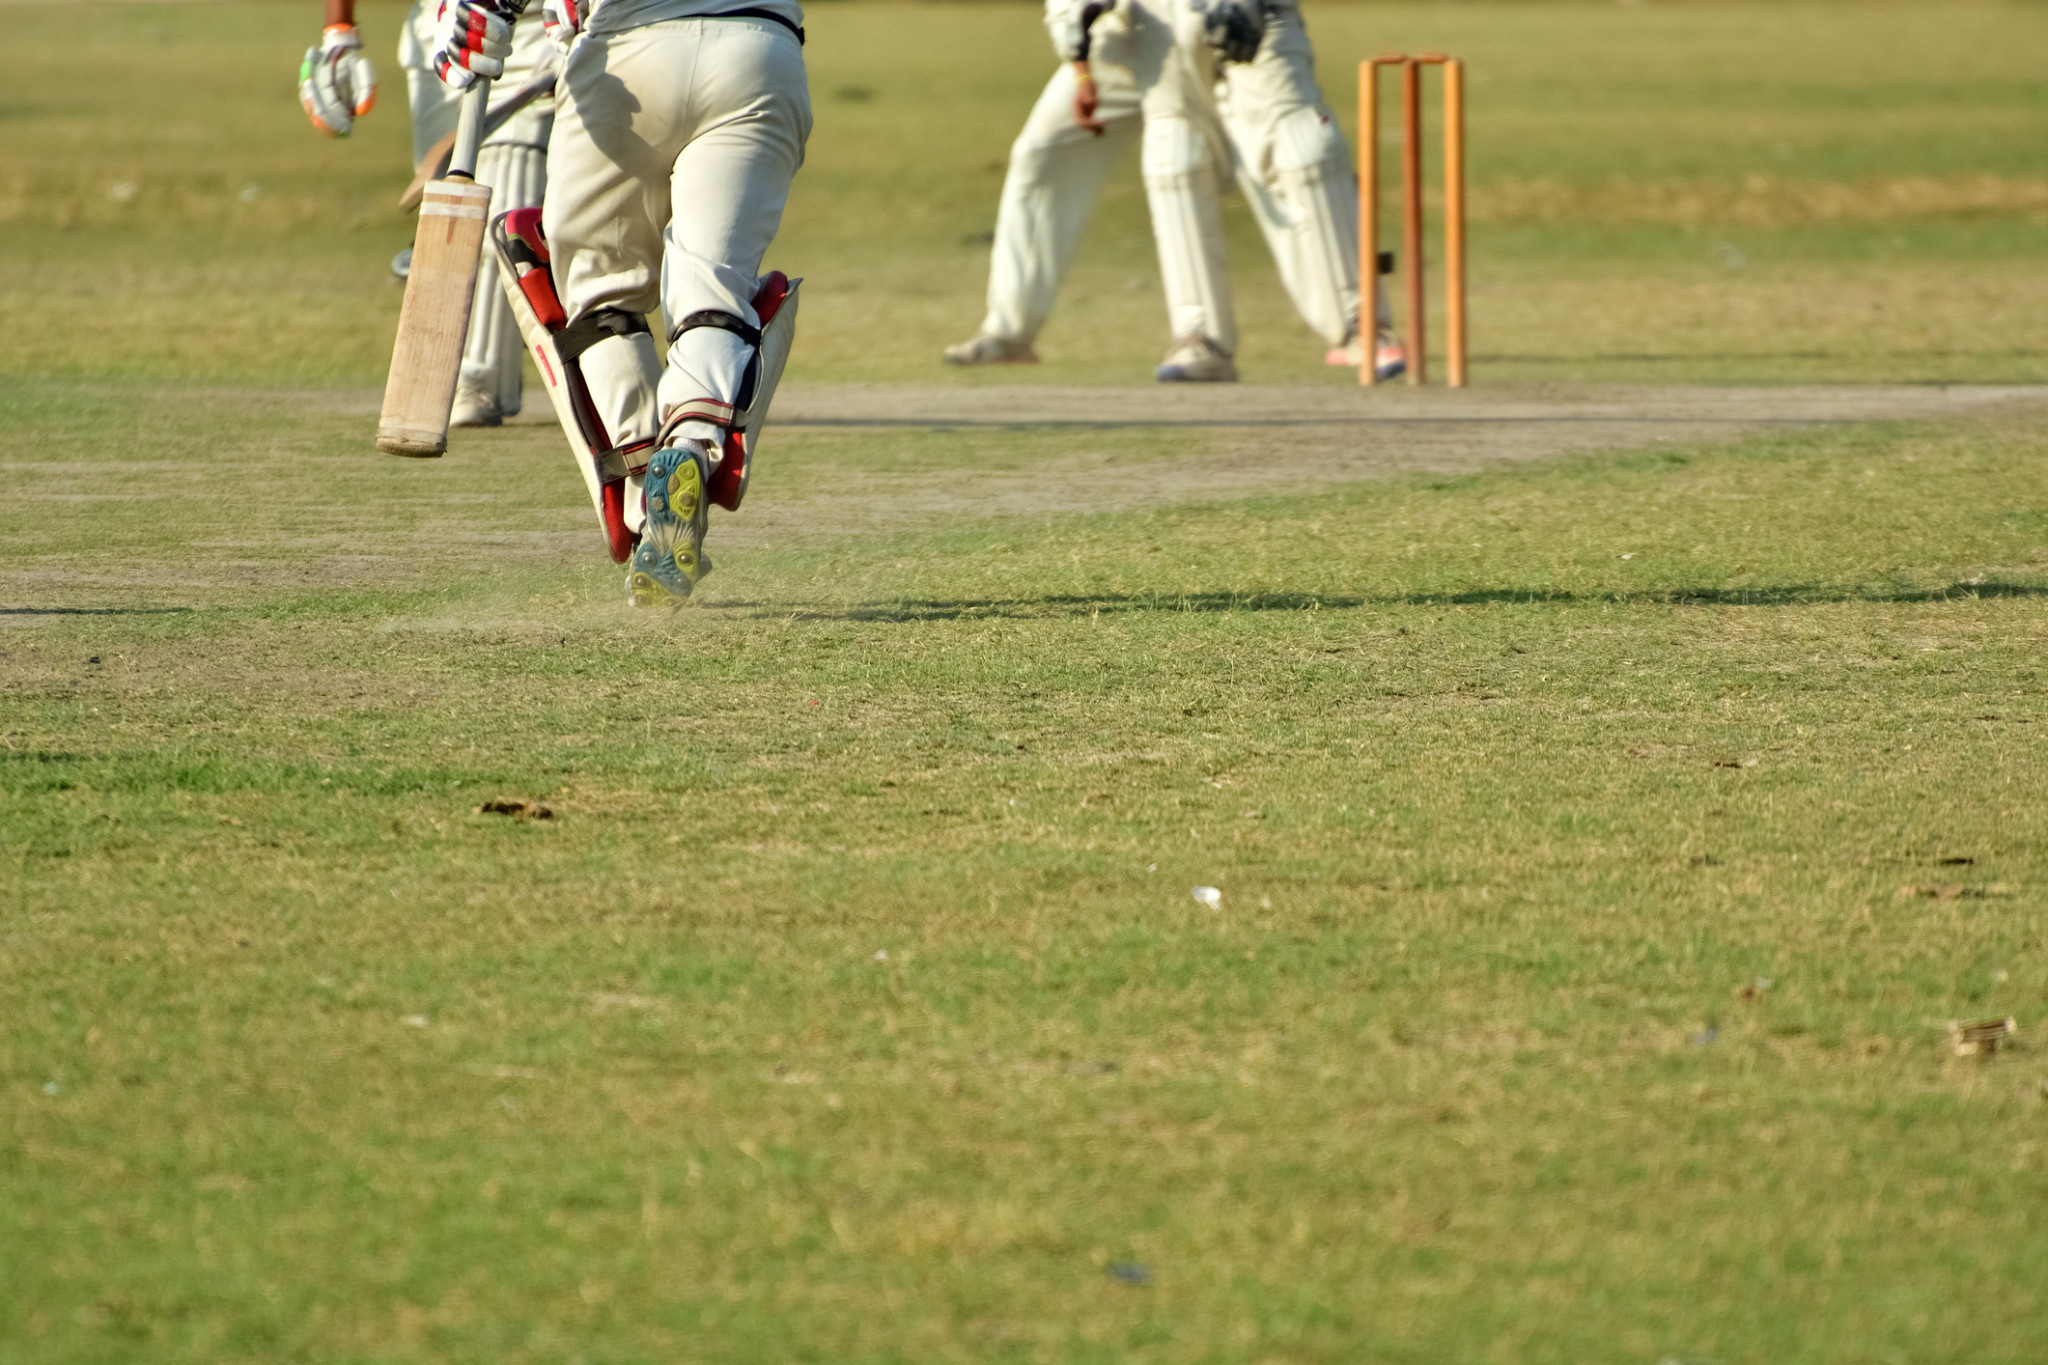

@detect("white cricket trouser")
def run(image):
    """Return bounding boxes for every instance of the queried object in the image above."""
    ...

[400,4,554,414]
[544,16,809,455]
[979,34,1143,344]
[978,0,1386,353]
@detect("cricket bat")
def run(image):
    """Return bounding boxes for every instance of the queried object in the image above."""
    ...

[377,78,494,458]
[397,70,556,213]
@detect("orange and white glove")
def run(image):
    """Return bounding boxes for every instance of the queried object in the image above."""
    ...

[299,24,377,136]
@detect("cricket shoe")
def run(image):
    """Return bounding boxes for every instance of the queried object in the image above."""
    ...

[450,383,503,428]
[626,441,715,609]
[1155,335,1237,383]
[1324,329,1408,382]
[942,332,1039,366]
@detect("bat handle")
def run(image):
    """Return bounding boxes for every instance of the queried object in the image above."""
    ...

[447,77,492,181]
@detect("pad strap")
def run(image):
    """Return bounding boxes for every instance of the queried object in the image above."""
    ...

[659,400,737,442]
[668,310,763,348]
[559,307,651,363]
[595,438,655,483]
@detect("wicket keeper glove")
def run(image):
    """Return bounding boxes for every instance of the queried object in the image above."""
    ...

[433,0,526,90]
[1198,0,1267,63]
[299,24,378,137]
[540,0,583,53]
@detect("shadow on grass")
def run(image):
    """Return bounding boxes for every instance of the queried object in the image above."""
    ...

[0,607,196,617]
[1489,350,2048,363]
[707,581,2048,622]
[776,415,1848,432]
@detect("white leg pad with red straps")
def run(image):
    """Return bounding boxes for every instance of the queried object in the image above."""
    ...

[490,207,654,564]
[655,272,799,514]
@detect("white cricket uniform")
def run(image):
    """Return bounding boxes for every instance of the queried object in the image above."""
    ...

[541,0,810,476]
[399,2,554,416]
[977,0,1386,354]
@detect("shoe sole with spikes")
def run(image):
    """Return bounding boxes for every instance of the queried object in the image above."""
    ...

[627,445,713,609]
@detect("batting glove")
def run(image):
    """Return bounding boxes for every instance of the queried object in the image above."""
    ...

[433,0,526,90]
[540,0,583,54]
[299,24,378,137]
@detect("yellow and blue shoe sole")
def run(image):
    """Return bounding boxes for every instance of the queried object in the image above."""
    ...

[626,446,712,609]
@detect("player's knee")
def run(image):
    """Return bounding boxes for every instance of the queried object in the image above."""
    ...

[560,307,652,361]
[1271,104,1346,175]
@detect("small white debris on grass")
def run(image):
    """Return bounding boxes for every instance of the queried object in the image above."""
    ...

[1192,886,1222,909]
[871,949,889,962]
[107,181,138,204]
[239,182,263,203]
[402,1014,430,1028]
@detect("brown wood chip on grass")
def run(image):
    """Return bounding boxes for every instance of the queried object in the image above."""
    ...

[1951,1018,2017,1058]
[477,800,552,821]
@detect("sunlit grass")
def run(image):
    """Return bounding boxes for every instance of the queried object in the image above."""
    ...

[6,377,2048,1363]
[6,3,2048,1361]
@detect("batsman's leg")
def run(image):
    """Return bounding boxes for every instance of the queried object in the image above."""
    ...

[455,140,548,426]
[542,34,672,565]
[634,16,808,608]
[450,13,555,426]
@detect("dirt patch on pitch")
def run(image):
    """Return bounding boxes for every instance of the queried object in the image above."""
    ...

[727,382,2048,540]
[6,382,2044,611]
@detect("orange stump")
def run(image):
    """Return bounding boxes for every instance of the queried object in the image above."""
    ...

[1359,55,1467,388]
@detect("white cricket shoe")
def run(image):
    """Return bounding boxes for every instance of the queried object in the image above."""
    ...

[943,333,1039,366]
[450,383,503,428]
[1325,329,1409,382]
[1155,335,1237,383]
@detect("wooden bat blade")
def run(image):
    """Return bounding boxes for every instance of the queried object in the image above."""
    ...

[398,130,459,213]
[377,179,494,457]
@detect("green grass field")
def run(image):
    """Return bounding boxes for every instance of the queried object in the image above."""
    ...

[7,3,2048,1362]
